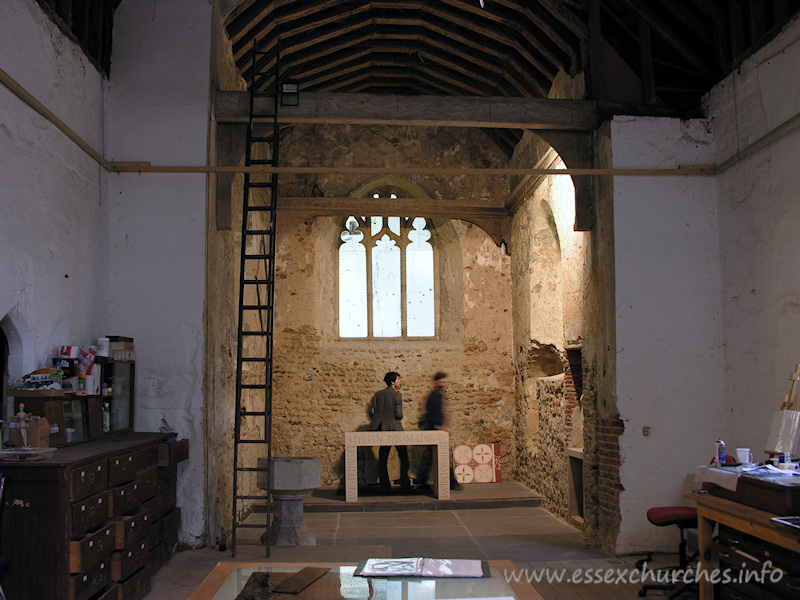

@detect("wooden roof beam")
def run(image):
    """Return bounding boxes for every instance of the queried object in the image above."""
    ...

[614,0,716,81]
[292,48,517,97]
[243,14,555,95]
[435,0,570,70]
[213,90,597,131]
[538,0,590,39]
[484,0,582,66]
[276,196,507,218]
[317,68,483,97]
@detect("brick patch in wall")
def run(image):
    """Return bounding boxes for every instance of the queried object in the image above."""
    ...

[596,415,624,534]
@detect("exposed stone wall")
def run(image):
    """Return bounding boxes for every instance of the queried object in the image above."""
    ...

[515,373,568,517]
[509,128,594,527]
[205,179,240,543]
[279,124,510,205]
[581,122,620,552]
[206,123,516,539]
[513,347,582,523]
[270,215,515,485]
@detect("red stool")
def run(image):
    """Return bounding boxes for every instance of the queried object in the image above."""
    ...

[637,505,698,598]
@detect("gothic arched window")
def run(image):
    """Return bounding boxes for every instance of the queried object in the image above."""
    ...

[338,207,435,338]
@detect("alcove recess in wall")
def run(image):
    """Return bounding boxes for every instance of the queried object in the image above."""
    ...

[527,345,563,377]
[565,344,584,526]
[1,329,7,427]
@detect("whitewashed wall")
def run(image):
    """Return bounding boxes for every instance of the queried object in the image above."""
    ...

[0,1,107,387]
[708,16,800,460]
[105,0,211,545]
[610,117,725,553]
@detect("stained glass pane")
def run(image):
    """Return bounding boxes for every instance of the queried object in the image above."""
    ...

[372,234,401,336]
[339,224,367,337]
[406,219,435,336]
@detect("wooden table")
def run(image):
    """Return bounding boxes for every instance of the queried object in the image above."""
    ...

[685,490,800,599]
[344,430,450,502]
[188,560,544,600]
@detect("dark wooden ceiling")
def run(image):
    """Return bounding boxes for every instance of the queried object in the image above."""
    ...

[223,0,799,114]
[33,0,800,157]
[36,0,800,116]
[34,0,122,75]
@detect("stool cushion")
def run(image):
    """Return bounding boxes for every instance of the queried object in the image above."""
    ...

[646,506,698,528]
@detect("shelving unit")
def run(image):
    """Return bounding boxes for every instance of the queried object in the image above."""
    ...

[1,355,189,600]
[7,359,134,447]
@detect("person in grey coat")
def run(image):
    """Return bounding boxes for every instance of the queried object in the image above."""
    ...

[367,371,412,493]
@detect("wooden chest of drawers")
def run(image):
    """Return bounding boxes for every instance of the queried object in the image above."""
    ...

[0,432,187,600]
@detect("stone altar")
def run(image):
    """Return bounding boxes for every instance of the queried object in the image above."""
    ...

[344,430,450,502]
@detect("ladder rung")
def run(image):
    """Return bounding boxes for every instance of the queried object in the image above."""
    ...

[240,413,268,418]
[242,305,272,310]
[245,205,273,212]
[242,331,270,336]
[242,357,269,362]
[235,494,269,501]
[236,439,270,444]
[245,229,273,235]
[249,136,274,143]
[236,466,269,472]
[243,253,272,260]
[243,279,271,285]
[234,522,268,528]
[241,384,269,389]
[248,158,276,166]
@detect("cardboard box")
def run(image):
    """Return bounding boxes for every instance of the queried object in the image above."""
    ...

[9,416,50,448]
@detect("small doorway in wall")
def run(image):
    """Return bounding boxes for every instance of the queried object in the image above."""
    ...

[565,346,583,399]
[1,327,7,442]
[565,345,584,526]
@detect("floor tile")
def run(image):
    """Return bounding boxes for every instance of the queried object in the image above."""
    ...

[145,487,683,600]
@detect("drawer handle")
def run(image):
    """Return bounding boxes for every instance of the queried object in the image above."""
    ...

[719,551,731,559]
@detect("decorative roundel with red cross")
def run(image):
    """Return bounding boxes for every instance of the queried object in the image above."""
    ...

[452,443,501,484]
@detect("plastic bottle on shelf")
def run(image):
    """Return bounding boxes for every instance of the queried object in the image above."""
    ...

[102,403,111,433]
